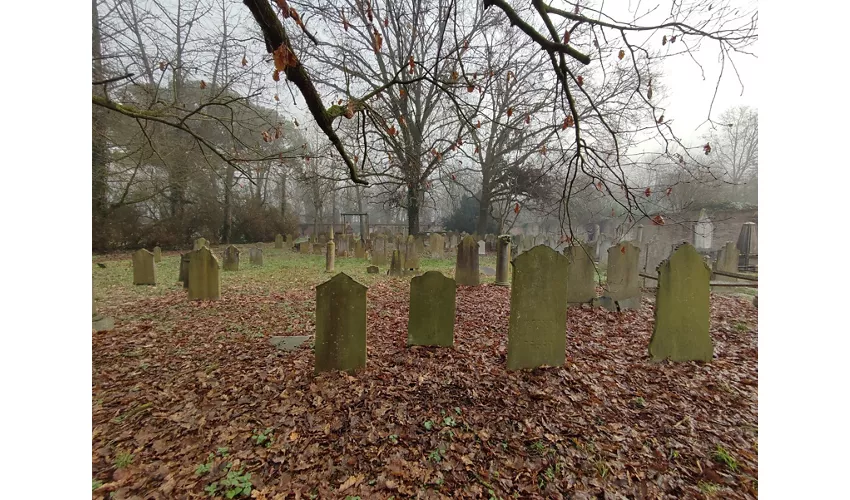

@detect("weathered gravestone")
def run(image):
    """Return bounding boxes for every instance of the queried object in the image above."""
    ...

[275,234,284,249]
[713,241,739,282]
[92,291,114,332]
[354,240,365,259]
[372,235,387,266]
[408,271,456,347]
[223,245,240,271]
[455,235,480,286]
[507,245,570,370]
[430,233,445,259]
[179,253,190,288]
[153,246,162,263]
[313,243,324,254]
[269,335,311,352]
[693,209,714,251]
[404,236,420,270]
[286,234,293,248]
[249,247,264,266]
[132,249,156,285]
[604,242,641,310]
[414,236,425,255]
[388,250,403,277]
[367,265,379,274]
[193,237,207,250]
[564,244,596,304]
[315,273,367,373]
[648,243,713,362]
[478,240,486,256]
[495,234,511,286]
[326,236,335,273]
[299,240,310,254]
[188,246,221,301]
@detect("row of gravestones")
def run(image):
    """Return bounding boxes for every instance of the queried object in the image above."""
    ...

[313,242,714,374]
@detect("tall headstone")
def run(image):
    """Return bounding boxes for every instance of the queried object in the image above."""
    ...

[275,234,284,249]
[315,273,367,373]
[455,235,480,286]
[713,241,739,281]
[388,250,403,277]
[408,271,456,347]
[193,237,207,251]
[326,236,335,273]
[507,245,570,370]
[354,240,365,259]
[132,249,156,285]
[153,246,162,263]
[249,247,264,266]
[478,240,486,256]
[564,244,595,304]
[286,234,293,248]
[736,222,757,270]
[223,245,240,272]
[188,246,221,301]
[495,234,511,286]
[605,242,641,310]
[404,235,420,270]
[372,235,387,266]
[414,236,425,255]
[179,253,190,289]
[693,209,714,250]
[648,243,713,362]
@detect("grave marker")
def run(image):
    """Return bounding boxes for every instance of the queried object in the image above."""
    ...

[315,273,367,373]
[223,245,240,271]
[564,243,596,304]
[455,235,480,286]
[275,234,284,249]
[153,246,162,263]
[408,271,456,347]
[188,246,221,301]
[132,249,156,285]
[249,247,264,266]
[605,242,641,310]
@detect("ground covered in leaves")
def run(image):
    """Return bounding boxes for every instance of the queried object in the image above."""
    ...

[92,245,758,499]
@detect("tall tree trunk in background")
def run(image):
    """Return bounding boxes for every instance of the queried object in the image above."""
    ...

[92,0,109,249]
[406,184,420,236]
[356,186,367,238]
[476,175,491,235]
[222,165,234,243]
[280,169,287,217]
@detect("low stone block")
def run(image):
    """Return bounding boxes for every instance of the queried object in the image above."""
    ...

[270,335,312,352]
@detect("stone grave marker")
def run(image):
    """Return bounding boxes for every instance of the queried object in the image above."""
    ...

[564,243,595,305]
[367,265,379,274]
[354,240,365,259]
[179,253,190,288]
[286,234,293,248]
[455,235,480,286]
[315,273,367,373]
[495,234,511,286]
[648,243,713,362]
[693,209,714,251]
[408,271,456,347]
[326,237,335,273]
[372,235,388,266]
[275,234,284,249]
[507,245,569,370]
[153,246,162,263]
[388,250,403,277]
[313,243,324,254]
[188,246,221,301]
[404,235,420,270]
[249,247,264,266]
[223,245,240,271]
[92,290,115,332]
[713,241,739,281]
[604,242,641,310]
[299,240,310,254]
[270,336,311,352]
[132,249,156,285]
[478,240,486,256]
[193,237,207,250]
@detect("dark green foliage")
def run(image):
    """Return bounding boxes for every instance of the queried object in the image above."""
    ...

[442,196,497,234]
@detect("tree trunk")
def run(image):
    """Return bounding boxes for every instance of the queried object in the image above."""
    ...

[280,169,287,216]
[407,184,420,236]
[92,0,109,249]
[476,184,491,236]
[356,185,367,237]
[222,165,234,243]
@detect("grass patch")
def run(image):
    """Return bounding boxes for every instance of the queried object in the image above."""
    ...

[712,445,739,472]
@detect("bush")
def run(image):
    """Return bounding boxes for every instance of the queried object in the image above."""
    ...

[232,199,299,243]
[442,196,497,234]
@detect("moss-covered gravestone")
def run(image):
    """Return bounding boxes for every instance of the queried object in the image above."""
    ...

[605,242,641,310]
[495,234,511,286]
[193,237,207,250]
[507,245,569,370]
[388,250,403,277]
[403,236,420,270]
[564,243,595,304]
[223,245,240,271]
[713,241,739,281]
[286,234,293,248]
[648,243,713,362]
[179,253,190,288]
[153,246,162,263]
[132,249,156,285]
[408,271,456,347]
[354,240,365,259]
[372,235,388,266]
[315,273,367,373]
[188,246,221,301]
[249,247,264,266]
[275,234,284,249]
[300,240,310,254]
[455,235,480,286]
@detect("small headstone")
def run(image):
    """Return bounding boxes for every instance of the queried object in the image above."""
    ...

[315,273,367,373]
[153,246,162,263]
[249,247,264,266]
[713,241,739,281]
[408,271,456,347]
[275,234,284,249]
[193,237,207,251]
[495,234,511,286]
[286,234,293,248]
[354,240,365,259]
[693,209,714,250]
[564,244,596,304]
[299,240,310,254]
[179,253,190,288]
[455,235,480,286]
[478,240,486,256]
[367,265,379,274]
[507,245,570,370]
[605,242,641,310]
[372,235,387,266]
[648,243,713,362]
[269,335,311,352]
[223,245,240,271]
[92,294,114,332]
[188,246,221,301]
[132,249,156,285]
[429,233,444,259]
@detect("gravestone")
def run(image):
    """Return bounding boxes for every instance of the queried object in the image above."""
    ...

[299,240,310,254]
[188,246,221,301]
[367,265,379,274]
[478,240,486,256]
[286,234,293,248]
[564,244,595,304]
[269,335,311,352]
[693,209,714,250]
[404,235,420,270]
[313,243,324,254]
[495,234,511,286]
[507,245,570,370]
[223,245,240,271]
[414,236,425,255]
[713,241,739,281]
[193,237,207,250]
[605,242,641,310]
[455,235,480,286]
[179,253,190,288]
[249,247,264,266]
[326,238,335,273]
[132,249,156,285]
[315,273,367,373]
[408,271,456,347]
[354,240,365,259]
[92,290,114,332]
[736,222,757,269]
[388,250,403,277]
[153,246,162,263]
[648,243,713,362]
[372,235,387,266]
[275,234,284,249]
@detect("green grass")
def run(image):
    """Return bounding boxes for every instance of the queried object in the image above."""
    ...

[712,445,739,472]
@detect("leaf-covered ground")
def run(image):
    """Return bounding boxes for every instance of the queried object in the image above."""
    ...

[92,245,758,499]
